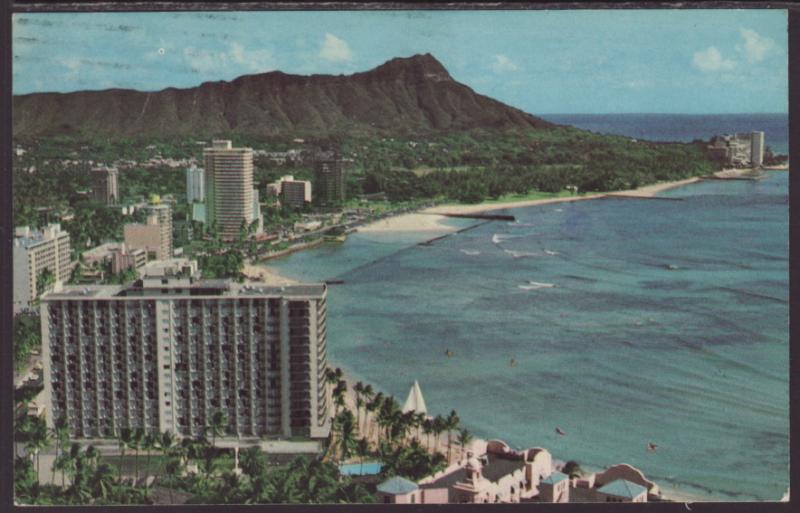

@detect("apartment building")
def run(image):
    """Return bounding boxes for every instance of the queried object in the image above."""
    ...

[41,278,330,440]
[186,165,206,203]
[313,155,346,206]
[91,166,119,205]
[267,175,312,209]
[204,140,256,239]
[146,203,173,259]
[13,224,73,313]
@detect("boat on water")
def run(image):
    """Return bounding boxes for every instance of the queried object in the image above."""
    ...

[324,234,347,242]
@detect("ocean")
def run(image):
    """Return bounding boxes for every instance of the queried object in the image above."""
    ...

[264,114,790,501]
[541,113,789,155]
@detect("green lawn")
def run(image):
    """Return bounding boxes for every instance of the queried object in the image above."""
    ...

[445,189,584,206]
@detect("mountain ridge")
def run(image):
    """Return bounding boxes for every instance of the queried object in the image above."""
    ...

[12,53,555,138]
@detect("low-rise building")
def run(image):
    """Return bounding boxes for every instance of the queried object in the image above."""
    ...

[267,175,312,209]
[124,214,168,260]
[138,258,199,279]
[538,471,570,502]
[377,476,422,504]
[111,246,147,274]
[595,479,648,503]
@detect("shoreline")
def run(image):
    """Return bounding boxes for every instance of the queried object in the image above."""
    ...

[424,176,702,216]
[247,174,709,283]
[330,364,725,503]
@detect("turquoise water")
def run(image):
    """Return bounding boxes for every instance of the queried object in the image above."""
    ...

[267,173,789,501]
[339,462,383,476]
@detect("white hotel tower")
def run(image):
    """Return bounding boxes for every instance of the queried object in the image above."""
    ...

[41,275,330,440]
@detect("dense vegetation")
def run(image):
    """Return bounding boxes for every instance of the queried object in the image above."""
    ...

[14,366,468,505]
[13,128,718,231]
[14,313,41,372]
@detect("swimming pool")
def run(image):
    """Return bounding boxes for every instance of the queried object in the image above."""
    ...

[338,461,383,476]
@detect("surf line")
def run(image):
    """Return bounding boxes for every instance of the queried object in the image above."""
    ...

[417,220,492,246]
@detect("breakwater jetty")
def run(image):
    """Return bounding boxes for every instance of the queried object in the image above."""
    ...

[418,220,491,246]
[434,212,516,221]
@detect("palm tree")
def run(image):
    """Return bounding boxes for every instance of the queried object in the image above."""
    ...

[239,446,267,479]
[157,431,177,462]
[53,448,75,491]
[131,428,144,483]
[334,410,357,464]
[422,418,434,452]
[445,410,460,463]
[457,428,474,460]
[360,384,374,433]
[208,411,227,450]
[365,392,384,441]
[141,432,157,497]
[117,428,133,483]
[432,414,446,453]
[89,463,117,501]
[353,381,364,434]
[25,417,51,488]
[413,412,426,442]
[50,418,69,487]
[562,460,583,479]
[164,458,182,505]
[355,438,370,475]
[332,380,347,419]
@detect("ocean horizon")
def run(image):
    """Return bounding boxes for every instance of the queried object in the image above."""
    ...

[539,113,789,155]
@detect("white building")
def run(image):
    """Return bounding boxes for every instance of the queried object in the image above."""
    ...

[186,165,206,203]
[204,140,257,240]
[750,131,765,167]
[13,224,72,314]
[41,279,331,440]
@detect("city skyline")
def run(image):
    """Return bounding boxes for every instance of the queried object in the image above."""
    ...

[12,9,788,114]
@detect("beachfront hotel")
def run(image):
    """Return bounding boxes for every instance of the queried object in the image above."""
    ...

[203,140,257,239]
[376,440,660,504]
[40,272,331,440]
[13,223,73,314]
[706,131,765,167]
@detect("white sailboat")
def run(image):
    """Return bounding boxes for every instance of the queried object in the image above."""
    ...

[402,380,428,415]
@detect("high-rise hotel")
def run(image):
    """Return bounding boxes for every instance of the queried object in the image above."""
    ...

[41,274,330,440]
[203,140,256,240]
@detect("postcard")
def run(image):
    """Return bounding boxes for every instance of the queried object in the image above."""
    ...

[10,4,790,506]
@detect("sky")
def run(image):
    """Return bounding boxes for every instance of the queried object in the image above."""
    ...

[11,9,789,114]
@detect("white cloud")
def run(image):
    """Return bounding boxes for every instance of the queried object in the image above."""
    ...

[229,42,274,72]
[692,47,736,72]
[737,28,774,62]
[60,57,82,72]
[491,54,518,73]
[183,43,275,74]
[319,33,352,62]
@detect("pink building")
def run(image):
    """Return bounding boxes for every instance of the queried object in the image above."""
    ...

[124,215,165,260]
[538,470,570,502]
[379,440,557,504]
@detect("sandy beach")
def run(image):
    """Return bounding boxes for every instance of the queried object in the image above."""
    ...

[423,176,703,216]
[241,263,299,285]
[357,212,456,233]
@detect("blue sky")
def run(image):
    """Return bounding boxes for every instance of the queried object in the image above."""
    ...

[12,9,788,114]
